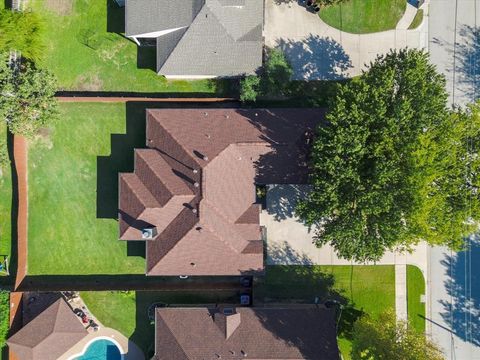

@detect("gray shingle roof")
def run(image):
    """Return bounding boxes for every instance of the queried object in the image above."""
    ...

[126,0,263,76]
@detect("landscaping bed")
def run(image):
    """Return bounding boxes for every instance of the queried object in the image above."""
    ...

[30,0,228,93]
[319,0,406,34]
[28,103,146,275]
[255,265,395,359]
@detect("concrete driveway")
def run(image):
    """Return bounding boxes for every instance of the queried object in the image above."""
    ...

[260,184,429,321]
[260,185,427,269]
[264,0,429,80]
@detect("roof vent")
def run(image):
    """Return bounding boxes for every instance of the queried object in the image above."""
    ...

[193,169,198,174]
[203,155,209,161]
[204,112,208,117]
[241,350,247,357]
[194,182,200,188]
[192,208,198,214]
[141,227,157,239]
[225,114,230,119]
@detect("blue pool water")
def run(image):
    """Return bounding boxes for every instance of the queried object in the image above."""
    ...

[74,339,122,360]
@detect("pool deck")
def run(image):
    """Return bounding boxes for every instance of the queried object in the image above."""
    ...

[58,327,145,360]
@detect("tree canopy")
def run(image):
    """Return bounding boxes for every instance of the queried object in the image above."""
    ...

[351,311,443,360]
[0,54,58,138]
[0,10,44,62]
[297,49,479,262]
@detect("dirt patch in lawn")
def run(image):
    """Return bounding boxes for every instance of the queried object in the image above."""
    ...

[45,0,74,16]
[74,73,104,91]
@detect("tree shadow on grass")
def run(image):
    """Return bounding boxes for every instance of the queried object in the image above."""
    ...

[255,264,363,341]
[277,35,352,81]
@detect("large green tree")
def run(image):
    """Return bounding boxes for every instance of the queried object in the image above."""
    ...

[0,10,44,62]
[297,49,479,262]
[352,311,443,360]
[0,54,58,138]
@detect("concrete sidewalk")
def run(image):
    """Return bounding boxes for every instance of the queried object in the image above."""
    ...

[264,0,429,80]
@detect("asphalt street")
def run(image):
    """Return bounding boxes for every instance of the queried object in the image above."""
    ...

[429,1,480,359]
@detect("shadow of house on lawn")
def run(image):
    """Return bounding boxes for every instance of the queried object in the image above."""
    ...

[277,35,352,81]
[439,234,480,346]
[107,0,125,34]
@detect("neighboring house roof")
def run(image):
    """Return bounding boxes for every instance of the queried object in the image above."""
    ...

[125,0,263,76]
[118,108,324,276]
[153,306,340,360]
[7,299,88,360]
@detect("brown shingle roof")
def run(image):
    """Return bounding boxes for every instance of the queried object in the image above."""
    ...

[7,299,88,360]
[154,306,340,360]
[119,108,324,275]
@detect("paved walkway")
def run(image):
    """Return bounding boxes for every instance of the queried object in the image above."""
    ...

[428,1,480,359]
[396,3,419,30]
[260,185,427,322]
[264,0,429,80]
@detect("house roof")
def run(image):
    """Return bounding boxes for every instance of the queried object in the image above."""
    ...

[119,108,324,276]
[7,299,88,360]
[125,0,263,76]
[153,306,340,360]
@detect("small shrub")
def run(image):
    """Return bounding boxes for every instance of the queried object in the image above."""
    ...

[0,139,9,170]
[240,75,260,103]
[0,290,9,348]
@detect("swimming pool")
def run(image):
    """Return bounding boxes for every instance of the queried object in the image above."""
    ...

[74,338,122,360]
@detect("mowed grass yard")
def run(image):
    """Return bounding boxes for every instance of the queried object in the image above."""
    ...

[0,122,11,261]
[255,265,395,359]
[407,265,426,333]
[30,0,226,93]
[319,0,406,34]
[28,102,146,275]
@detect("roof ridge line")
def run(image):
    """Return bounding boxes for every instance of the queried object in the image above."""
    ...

[201,200,249,254]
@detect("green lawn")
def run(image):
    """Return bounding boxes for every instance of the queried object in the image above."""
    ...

[408,9,424,30]
[319,0,406,34]
[28,102,147,275]
[255,265,395,359]
[81,290,239,358]
[0,122,11,263]
[407,265,426,333]
[30,0,228,93]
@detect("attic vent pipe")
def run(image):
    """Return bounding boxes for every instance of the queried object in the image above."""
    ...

[193,169,198,174]
[194,182,200,188]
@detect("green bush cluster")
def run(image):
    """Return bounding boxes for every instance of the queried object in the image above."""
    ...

[0,290,9,349]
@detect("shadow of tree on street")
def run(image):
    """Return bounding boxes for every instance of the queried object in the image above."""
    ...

[439,234,480,346]
[431,25,480,102]
[277,35,352,80]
